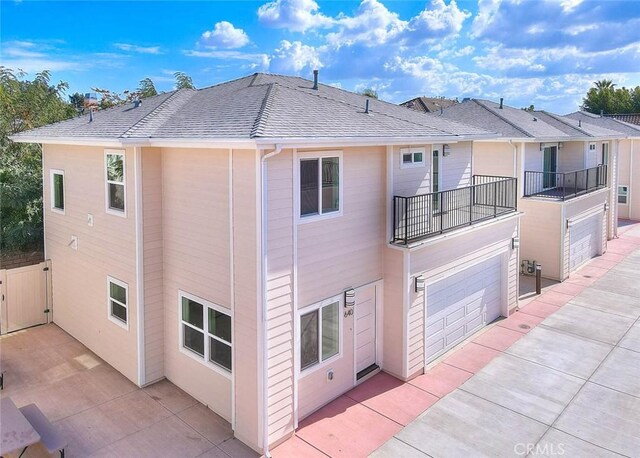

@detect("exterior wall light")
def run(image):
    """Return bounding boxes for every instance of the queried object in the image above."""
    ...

[344,288,356,308]
[415,275,425,293]
[512,237,520,249]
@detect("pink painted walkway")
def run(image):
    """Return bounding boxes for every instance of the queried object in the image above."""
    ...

[270,220,640,458]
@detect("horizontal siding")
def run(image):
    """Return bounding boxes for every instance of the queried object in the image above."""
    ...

[265,150,295,444]
[142,148,164,383]
[161,147,232,420]
[518,198,563,280]
[558,141,585,172]
[473,142,515,178]
[525,143,543,172]
[441,142,472,190]
[393,145,431,196]
[44,144,138,383]
[382,247,405,378]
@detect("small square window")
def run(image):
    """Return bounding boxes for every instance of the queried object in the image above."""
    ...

[400,147,426,168]
[618,186,629,204]
[107,277,128,328]
[299,154,341,219]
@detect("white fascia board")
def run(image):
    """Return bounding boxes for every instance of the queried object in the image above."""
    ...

[254,134,499,149]
[10,136,258,149]
[9,136,126,147]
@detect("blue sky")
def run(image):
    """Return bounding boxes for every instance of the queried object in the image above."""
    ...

[2,0,640,113]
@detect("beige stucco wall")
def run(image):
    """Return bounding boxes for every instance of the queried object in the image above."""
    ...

[43,144,139,383]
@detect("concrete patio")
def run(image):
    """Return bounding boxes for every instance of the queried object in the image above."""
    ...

[272,220,640,457]
[0,326,257,457]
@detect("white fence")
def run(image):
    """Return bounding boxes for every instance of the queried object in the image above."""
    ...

[0,260,52,334]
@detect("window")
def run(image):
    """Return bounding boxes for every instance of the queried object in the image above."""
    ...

[180,292,232,374]
[107,277,128,328]
[105,151,125,214]
[400,147,426,169]
[618,186,629,205]
[299,153,341,219]
[50,169,65,213]
[588,142,596,151]
[300,299,340,372]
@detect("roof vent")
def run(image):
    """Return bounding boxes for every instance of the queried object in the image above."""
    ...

[579,119,582,127]
[89,109,93,123]
[133,99,142,108]
[365,98,370,114]
[313,69,319,90]
[533,117,537,122]
[499,98,504,109]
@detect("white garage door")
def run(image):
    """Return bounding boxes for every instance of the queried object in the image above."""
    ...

[569,213,601,272]
[425,256,503,363]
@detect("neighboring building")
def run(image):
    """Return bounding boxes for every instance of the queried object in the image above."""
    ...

[604,113,640,126]
[11,73,523,453]
[440,99,625,281]
[567,111,640,221]
[401,96,458,113]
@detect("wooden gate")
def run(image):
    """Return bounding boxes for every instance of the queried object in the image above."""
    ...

[0,260,52,334]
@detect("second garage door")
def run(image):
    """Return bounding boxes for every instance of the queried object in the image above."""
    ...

[569,212,601,272]
[425,256,503,363]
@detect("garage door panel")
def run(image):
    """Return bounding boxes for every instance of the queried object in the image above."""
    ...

[425,256,504,363]
[569,213,601,272]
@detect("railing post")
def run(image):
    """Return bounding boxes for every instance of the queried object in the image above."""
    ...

[493,181,498,216]
[404,198,409,245]
[440,192,444,234]
[392,197,396,242]
[469,185,474,225]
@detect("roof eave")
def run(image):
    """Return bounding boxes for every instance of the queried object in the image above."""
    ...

[9,135,258,149]
[254,134,499,149]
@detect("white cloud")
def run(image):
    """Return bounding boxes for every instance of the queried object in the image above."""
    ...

[199,21,250,49]
[328,0,404,47]
[269,40,323,73]
[184,49,269,69]
[114,43,162,54]
[403,0,471,43]
[257,0,333,32]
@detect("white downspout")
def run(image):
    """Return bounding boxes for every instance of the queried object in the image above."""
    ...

[509,140,517,178]
[630,139,635,221]
[134,146,145,387]
[260,144,283,458]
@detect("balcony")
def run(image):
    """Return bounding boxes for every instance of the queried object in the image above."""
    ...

[523,165,607,201]
[392,175,518,245]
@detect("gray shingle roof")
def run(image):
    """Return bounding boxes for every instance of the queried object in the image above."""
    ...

[400,97,458,113]
[439,99,625,140]
[533,111,622,138]
[566,111,640,137]
[11,73,492,142]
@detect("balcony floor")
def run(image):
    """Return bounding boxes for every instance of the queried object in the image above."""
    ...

[526,185,607,200]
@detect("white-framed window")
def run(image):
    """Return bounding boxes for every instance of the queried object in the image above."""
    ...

[588,142,597,151]
[179,291,232,376]
[50,169,65,213]
[297,151,342,221]
[299,295,342,374]
[105,150,126,216]
[400,147,426,169]
[107,276,128,329]
[618,185,629,205]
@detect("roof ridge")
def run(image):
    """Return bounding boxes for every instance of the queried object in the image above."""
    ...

[251,83,276,138]
[473,99,533,138]
[122,89,196,138]
[539,110,591,136]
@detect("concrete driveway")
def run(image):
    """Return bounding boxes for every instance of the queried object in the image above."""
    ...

[373,231,640,457]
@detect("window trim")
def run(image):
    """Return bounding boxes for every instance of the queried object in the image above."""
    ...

[107,276,129,330]
[104,149,127,217]
[588,142,597,151]
[618,185,629,205]
[178,290,233,379]
[296,150,343,224]
[50,169,65,214]
[297,293,343,377]
[399,147,426,169]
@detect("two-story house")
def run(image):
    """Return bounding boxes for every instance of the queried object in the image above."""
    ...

[11,73,522,453]
[566,111,640,221]
[439,99,624,281]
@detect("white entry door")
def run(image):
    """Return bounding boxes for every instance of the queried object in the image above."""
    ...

[355,285,377,378]
[569,213,601,272]
[425,256,503,363]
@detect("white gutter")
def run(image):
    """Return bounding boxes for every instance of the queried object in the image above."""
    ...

[260,144,283,458]
[254,135,495,150]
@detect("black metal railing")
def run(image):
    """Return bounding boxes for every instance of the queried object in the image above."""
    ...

[523,165,607,200]
[392,175,517,245]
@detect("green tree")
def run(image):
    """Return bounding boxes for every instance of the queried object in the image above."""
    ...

[68,92,85,111]
[582,80,640,114]
[1,67,75,252]
[174,72,195,90]
[359,88,378,99]
[521,104,535,112]
[138,78,158,98]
